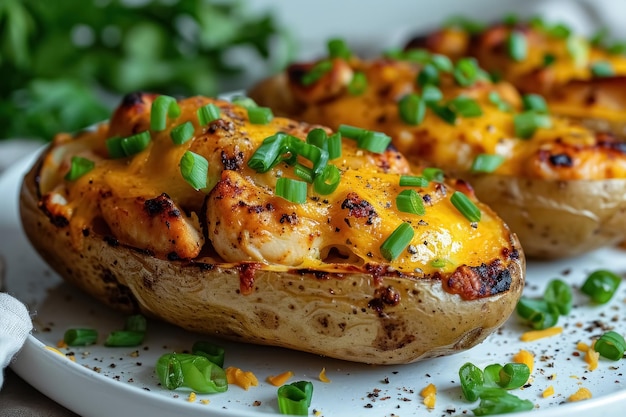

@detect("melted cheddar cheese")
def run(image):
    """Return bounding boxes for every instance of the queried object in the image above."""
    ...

[257,57,626,180]
[39,94,517,281]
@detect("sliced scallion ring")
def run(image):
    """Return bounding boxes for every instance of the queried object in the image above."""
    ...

[150,95,181,131]
[120,131,151,157]
[450,191,481,222]
[380,222,415,261]
[591,61,615,77]
[417,63,439,86]
[197,103,221,126]
[327,38,351,60]
[522,94,549,114]
[399,175,429,187]
[453,57,479,87]
[327,132,342,160]
[170,121,195,145]
[594,331,626,361]
[507,31,528,62]
[348,71,368,95]
[180,151,209,191]
[247,133,286,173]
[276,177,307,204]
[65,156,95,181]
[422,167,444,183]
[313,164,341,195]
[247,106,274,125]
[396,189,425,215]
[449,96,483,117]
[398,93,426,125]
[64,328,98,346]
[470,154,505,174]
[301,60,333,86]
[514,111,552,139]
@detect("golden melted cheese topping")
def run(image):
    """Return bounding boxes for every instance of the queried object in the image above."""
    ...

[272,58,626,180]
[39,95,515,276]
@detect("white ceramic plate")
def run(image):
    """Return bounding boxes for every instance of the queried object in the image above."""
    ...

[3,152,626,417]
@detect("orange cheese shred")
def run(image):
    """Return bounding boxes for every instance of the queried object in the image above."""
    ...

[576,341,590,352]
[520,326,563,342]
[420,383,437,409]
[584,347,599,371]
[319,367,331,383]
[225,366,259,390]
[266,371,295,387]
[568,387,592,402]
[542,385,555,398]
[187,392,197,402]
[512,349,535,373]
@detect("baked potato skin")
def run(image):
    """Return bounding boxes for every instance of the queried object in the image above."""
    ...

[21,148,524,364]
[20,94,525,365]
[249,57,626,259]
[406,22,626,136]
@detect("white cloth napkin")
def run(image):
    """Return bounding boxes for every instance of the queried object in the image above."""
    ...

[0,292,32,388]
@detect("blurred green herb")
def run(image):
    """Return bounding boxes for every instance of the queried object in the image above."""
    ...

[0,0,289,140]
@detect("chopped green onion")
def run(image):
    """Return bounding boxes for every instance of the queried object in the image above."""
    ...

[124,314,147,333]
[394,48,431,64]
[451,191,481,222]
[581,269,621,304]
[155,354,184,390]
[247,106,274,125]
[313,164,341,195]
[327,38,351,60]
[380,222,414,261]
[348,71,368,95]
[399,175,429,187]
[594,331,626,361]
[170,121,195,145]
[327,133,342,160]
[398,93,426,125]
[427,101,456,125]
[180,151,209,191]
[197,103,221,126]
[64,328,98,346]
[453,57,480,87]
[301,60,333,86]
[488,91,512,112]
[359,131,391,153]
[277,381,313,416]
[417,63,440,86]
[156,353,228,394]
[248,133,286,173]
[396,189,425,215]
[120,131,151,157]
[337,124,364,140]
[497,363,530,389]
[150,95,181,131]
[543,53,557,67]
[276,177,307,204]
[105,136,125,159]
[192,341,225,367]
[507,31,527,62]
[421,85,443,102]
[459,362,484,402]
[471,154,505,173]
[482,363,503,388]
[422,167,444,183]
[543,279,573,315]
[546,22,572,39]
[566,35,589,67]
[430,54,453,72]
[516,297,560,330]
[306,128,327,149]
[514,111,552,139]
[231,96,257,109]
[472,387,534,416]
[65,156,95,181]
[289,138,329,174]
[522,94,549,114]
[449,96,483,117]
[591,61,615,77]
[294,163,314,183]
[431,258,449,268]
[104,330,145,347]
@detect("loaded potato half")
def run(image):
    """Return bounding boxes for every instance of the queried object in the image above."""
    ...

[406,17,626,136]
[20,93,524,365]
[248,44,626,259]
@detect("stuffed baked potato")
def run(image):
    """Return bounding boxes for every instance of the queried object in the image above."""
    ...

[249,45,626,259]
[406,17,626,136]
[20,93,524,364]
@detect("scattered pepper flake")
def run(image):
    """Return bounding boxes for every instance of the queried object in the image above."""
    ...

[226,366,259,390]
[520,326,563,342]
[188,392,197,402]
[420,383,437,409]
[568,387,592,402]
[542,385,555,398]
[512,349,535,373]
[266,371,295,386]
[319,367,331,383]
